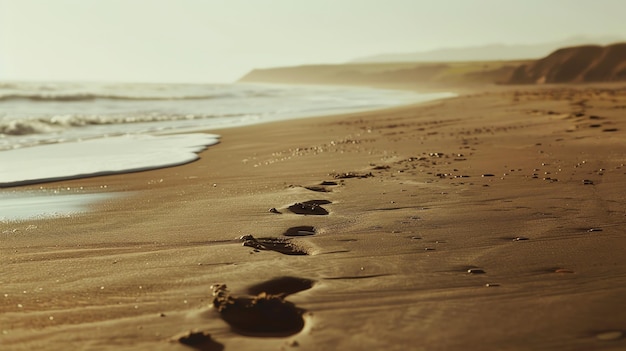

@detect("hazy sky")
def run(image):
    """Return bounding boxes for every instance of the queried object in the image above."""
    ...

[1,0,625,83]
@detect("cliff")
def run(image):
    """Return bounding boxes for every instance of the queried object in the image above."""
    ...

[507,43,626,84]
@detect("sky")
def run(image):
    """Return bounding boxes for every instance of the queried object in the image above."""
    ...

[1,0,625,83]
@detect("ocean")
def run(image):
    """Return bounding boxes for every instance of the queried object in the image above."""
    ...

[0,81,454,221]
[0,81,454,187]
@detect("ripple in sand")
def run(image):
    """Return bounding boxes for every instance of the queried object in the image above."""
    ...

[554,268,575,274]
[595,330,624,341]
[467,268,486,274]
[240,235,308,255]
[211,283,307,336]
[304,186,331,192]
[288,200,330,215]
[283,226,316,237]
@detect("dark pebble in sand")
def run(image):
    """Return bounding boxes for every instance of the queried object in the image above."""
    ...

[269,208,281,214]
[513,237,529,241]
[603,128,618,132]
[320,181,338,186]
[482,174,495,177]
[583,179,594,185]
[173,330,223,350]
[587,228,603,232]
[424,248,435,251]
[485,283,500,287]
[467,268,486,274]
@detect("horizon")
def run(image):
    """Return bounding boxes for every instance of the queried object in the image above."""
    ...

[1,0,625,84]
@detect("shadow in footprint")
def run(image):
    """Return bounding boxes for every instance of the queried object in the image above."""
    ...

[173,330,224,351]
[283,226,316,237]
[304,186,331,192]
[288,200,331,215]
[212,278,313,337]
[240,235,308,255]
[247,276,315,296]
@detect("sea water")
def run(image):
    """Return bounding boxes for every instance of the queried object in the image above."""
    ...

[0,81,454,221]
[0,81,454,186]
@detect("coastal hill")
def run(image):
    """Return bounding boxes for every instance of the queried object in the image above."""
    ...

[239,43,626,87]
[238,60,528,88]
[507,43,626,84]
[351,35,623,63]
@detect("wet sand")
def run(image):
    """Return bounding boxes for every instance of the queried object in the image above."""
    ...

[2,83,626,350]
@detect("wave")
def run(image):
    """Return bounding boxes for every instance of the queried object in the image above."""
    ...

[0,91,243,102]
[0,82,282,102]
[0,112,247,136]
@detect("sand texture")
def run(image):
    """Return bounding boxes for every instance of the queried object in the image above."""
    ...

[2,84,626,350]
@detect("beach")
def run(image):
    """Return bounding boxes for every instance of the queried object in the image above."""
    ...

[2,83,626,350]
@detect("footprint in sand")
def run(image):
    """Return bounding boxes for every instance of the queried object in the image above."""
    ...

[288,200,331,215]
[211,277,314,336]
[171,330,224,351]
[240,235,308,255]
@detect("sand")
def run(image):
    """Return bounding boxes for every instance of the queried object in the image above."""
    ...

[2,83,626,351]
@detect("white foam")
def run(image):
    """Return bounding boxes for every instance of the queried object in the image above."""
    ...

[0,190,117,222]
[0,133,219,187]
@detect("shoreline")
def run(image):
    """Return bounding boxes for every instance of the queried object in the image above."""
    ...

[0,83,453,191]
[2,83,626,350]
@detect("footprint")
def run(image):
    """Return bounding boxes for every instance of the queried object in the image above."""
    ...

[283,226,316,237]
[240,235,308,255]
[288,200,331,215]
[171,330,224,351]
[331,172,373,179]
[211,279,311,336]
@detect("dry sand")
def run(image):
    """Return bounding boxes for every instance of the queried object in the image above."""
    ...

[2,83,626,351]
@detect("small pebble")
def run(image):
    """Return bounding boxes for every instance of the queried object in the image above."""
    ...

[269,207,281,214]
[583,179,594,185]
[587,228,603,232]
[485,283,500,287]
[513,237,529,241]
[482,174,495,177]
